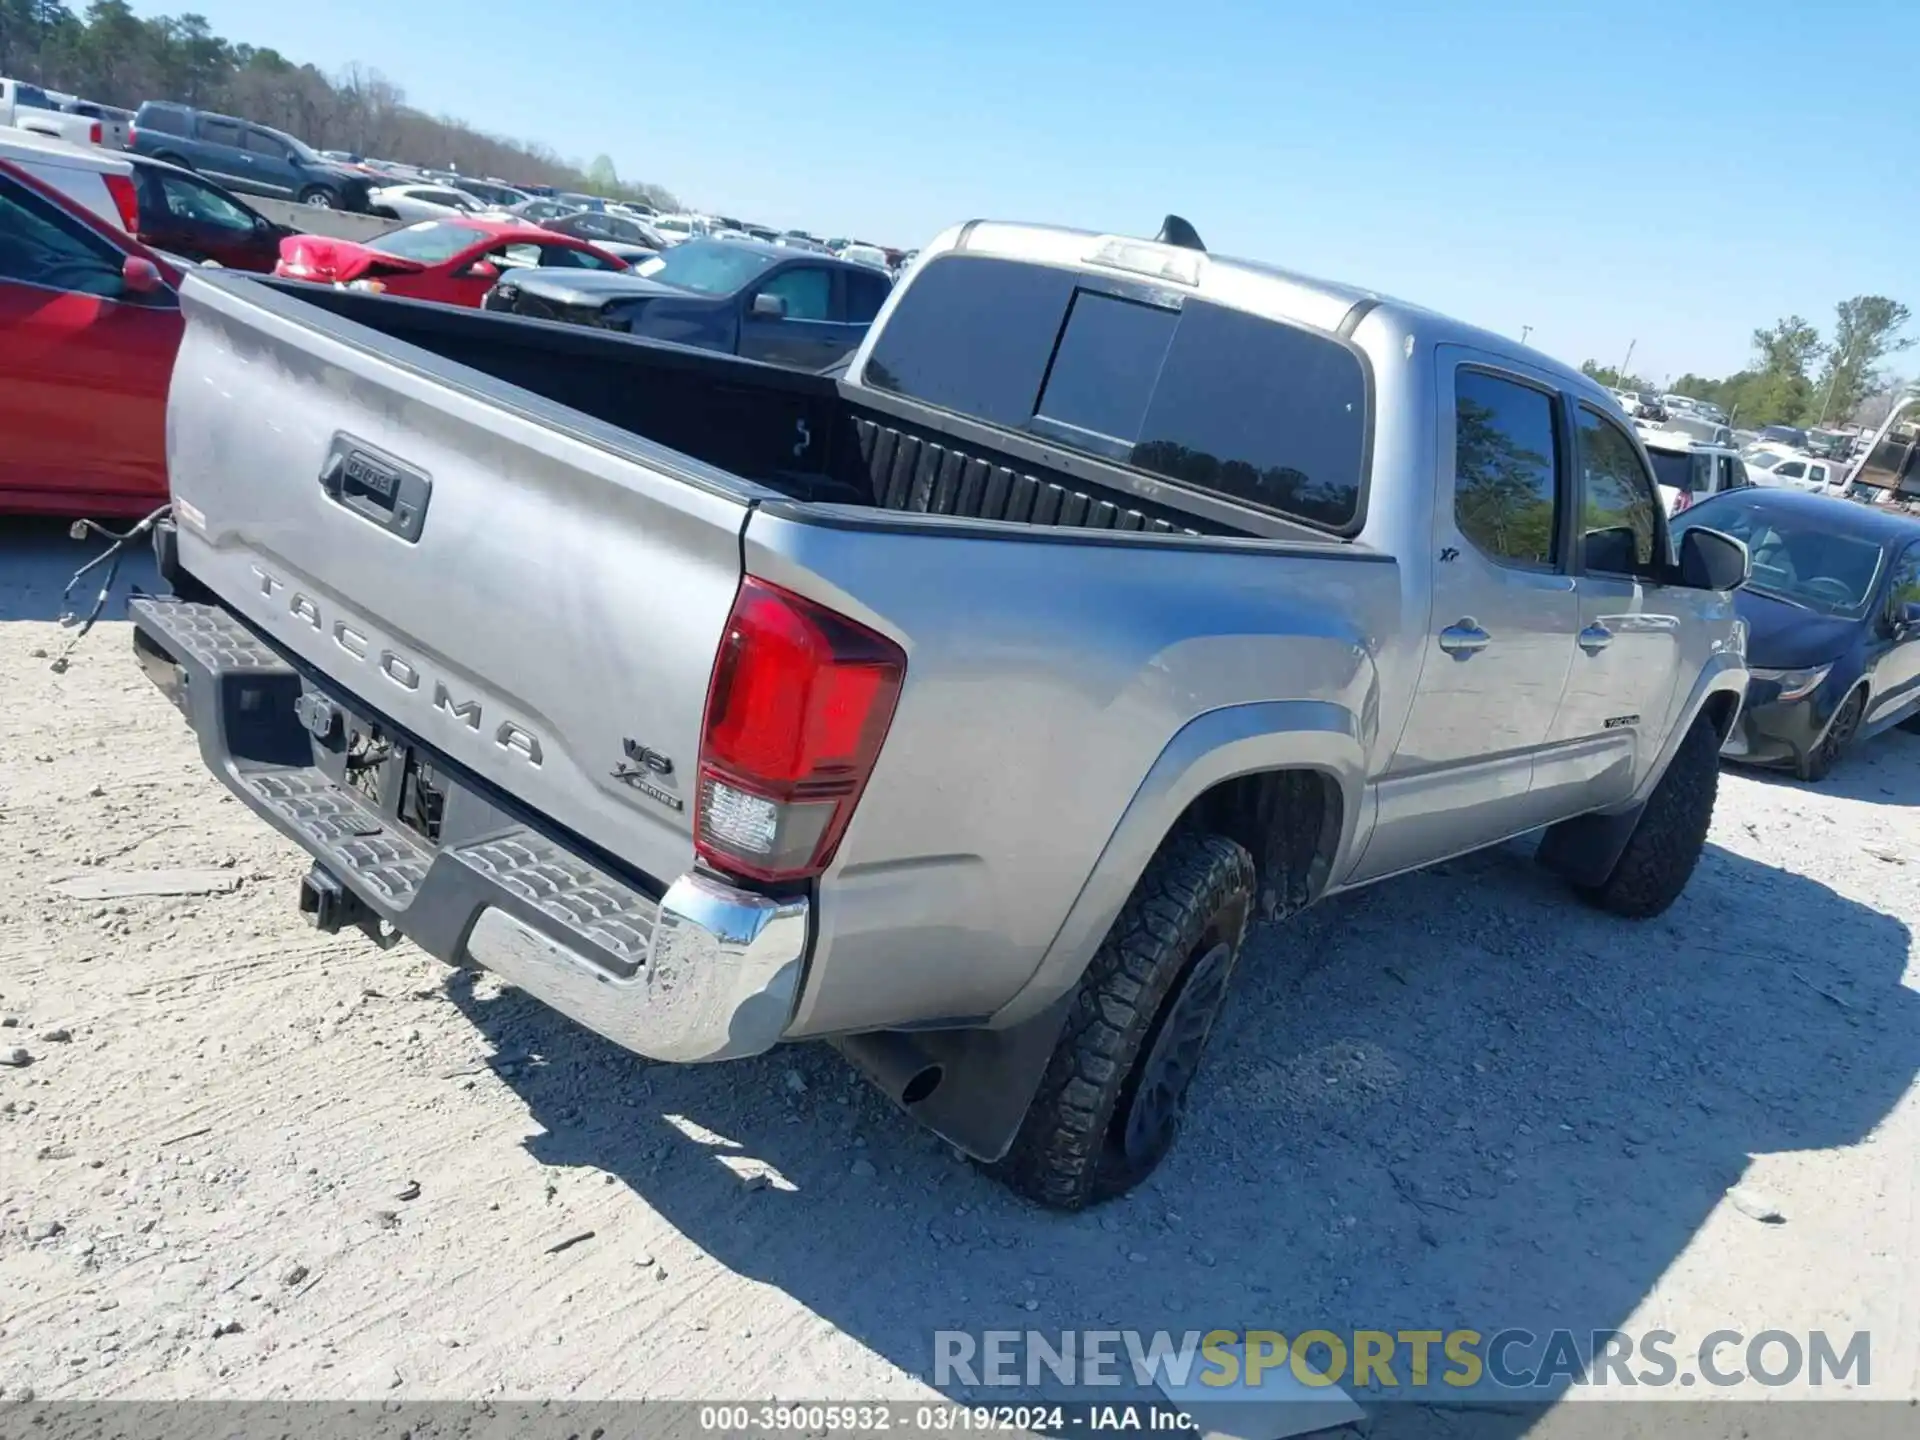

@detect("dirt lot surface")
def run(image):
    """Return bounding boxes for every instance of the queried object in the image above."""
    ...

[2,521,1916,1425]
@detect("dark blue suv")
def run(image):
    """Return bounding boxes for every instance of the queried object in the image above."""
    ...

[130,103,373,213]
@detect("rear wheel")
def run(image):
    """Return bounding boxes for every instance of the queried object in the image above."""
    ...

[1797,688,1865,782]
[298,186,336,209]
[991,831,1254,1210]
[1576,715,1719,919]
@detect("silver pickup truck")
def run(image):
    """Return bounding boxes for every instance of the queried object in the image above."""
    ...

[131,215,1753,1209]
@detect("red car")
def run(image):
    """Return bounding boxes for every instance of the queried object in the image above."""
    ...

[0,157,184,518]
[274,217,627,307]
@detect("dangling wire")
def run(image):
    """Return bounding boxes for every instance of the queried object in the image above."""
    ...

[49,504,173,674]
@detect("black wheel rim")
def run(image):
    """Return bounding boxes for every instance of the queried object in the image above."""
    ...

[1122,941,1233,1165]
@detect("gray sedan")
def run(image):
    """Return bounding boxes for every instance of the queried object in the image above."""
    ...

[482,237,894,371]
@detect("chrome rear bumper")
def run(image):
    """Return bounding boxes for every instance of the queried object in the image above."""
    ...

[131,594,808,1064]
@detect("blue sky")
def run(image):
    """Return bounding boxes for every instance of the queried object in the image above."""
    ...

[142,0,1915,383]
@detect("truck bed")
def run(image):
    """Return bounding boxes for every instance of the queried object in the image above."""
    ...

[271,280,1315,542]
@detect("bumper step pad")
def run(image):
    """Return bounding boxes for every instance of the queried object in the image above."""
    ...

[449,831,656,978]
[130,596,655,974]
[242,768,432,907]
[132,594,293,674]
[131,595,803,1065]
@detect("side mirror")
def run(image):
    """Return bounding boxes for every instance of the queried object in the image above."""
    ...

[121,255,164,296]
[465,259,500,283]
[1678,526,1750,592]
[751,292,787,319]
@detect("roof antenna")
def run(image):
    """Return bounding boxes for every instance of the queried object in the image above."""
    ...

[1155,214,1205,252]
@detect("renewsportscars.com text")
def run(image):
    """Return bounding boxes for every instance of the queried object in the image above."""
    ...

[934,1327,1871,1391]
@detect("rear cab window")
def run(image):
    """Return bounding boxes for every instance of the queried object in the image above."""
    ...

[861,253,1370,532]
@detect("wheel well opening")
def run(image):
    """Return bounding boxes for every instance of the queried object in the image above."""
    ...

[1180,769,1341,922]
[1701,691,1741,743]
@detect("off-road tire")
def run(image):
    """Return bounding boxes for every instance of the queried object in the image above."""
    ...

[991,831,1255,1210]
[1797,687,1865,782]
[1577,715,1719,919]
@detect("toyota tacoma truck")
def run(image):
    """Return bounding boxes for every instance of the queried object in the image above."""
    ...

[130,215,1753,1209]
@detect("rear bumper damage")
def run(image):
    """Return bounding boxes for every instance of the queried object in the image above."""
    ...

[130,594,807,1065]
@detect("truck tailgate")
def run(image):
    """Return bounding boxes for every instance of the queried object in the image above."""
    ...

[164,271,753,891]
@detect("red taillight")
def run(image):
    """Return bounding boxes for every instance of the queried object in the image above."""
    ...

[88,121,102,145]
[103,172,139,232]
[694,577,905,883]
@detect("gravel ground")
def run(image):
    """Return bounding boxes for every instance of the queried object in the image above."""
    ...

[2,520,1916,1425]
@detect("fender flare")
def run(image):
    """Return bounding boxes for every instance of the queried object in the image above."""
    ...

[990,698,1370,1029]
[1541,654,1748,887]
[1630,652,1748,806]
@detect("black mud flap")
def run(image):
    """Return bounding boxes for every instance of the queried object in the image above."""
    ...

[1537,802,1646,888]
[833,991,1076,1163]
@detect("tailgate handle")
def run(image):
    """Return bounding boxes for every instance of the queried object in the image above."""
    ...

[320,435,432,543]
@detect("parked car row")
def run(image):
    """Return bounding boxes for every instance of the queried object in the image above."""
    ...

[3,125,287,270]
[276,217,628,305]
[130,101,375,212]
[6,134,1916,809]
[481,235,892,368]
[1,77,126,149]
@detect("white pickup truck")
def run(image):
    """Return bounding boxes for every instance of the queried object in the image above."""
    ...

[0,77,117,149]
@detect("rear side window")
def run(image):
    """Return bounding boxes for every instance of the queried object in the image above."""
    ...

[1452,369,1560,568]
[863,254,1370,530]
[199,118,243,148]
[1132,301,1367,529]
[844,267,891,324]
[136,105,191,135]
[863,254,1074,428]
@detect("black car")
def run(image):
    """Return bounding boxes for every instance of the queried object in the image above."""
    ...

[483,237,893,371]
[125,153,287,272]
[1673,488,1920,780]
[129,102,373,212]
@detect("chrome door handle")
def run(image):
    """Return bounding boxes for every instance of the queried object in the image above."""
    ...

[1438,621,1491,657]
[1578,623,1613,654]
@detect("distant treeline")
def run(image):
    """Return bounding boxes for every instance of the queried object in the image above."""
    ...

[0,0,678,208]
